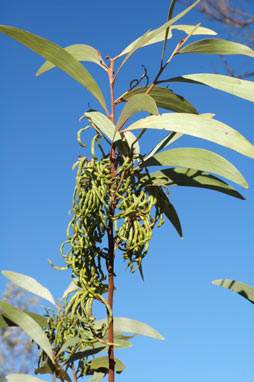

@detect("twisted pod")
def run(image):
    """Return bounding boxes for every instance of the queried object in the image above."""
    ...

[44,128,169,364]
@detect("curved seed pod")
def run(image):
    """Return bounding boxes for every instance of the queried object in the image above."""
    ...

[45,130,170,364]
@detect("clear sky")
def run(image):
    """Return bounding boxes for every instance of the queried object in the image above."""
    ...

[1,1,253,381]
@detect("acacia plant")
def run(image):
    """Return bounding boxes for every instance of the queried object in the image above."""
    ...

[0,1,254,381]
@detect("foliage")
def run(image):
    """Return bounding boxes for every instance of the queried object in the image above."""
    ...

[0,284,39,381]
[0,1,253,381]
[212,279,254,304]
[178,0,254,78]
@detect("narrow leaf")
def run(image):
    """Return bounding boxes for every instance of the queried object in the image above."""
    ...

[103,332,134,349]
[212,279,254,304]
[142,148,248,188]
[147,168,245,199]
[180,38,254,57]
[2,270,56,306]
[122,131,140,155]
[162,195,182,238]
[61,281,79,300]
[116,93,158,130]
[118,0,200,56]
[68,345,106,362]
[117,86,198,114]
[125,113,254,158]
[114,30,151,79]
[83,111,130,155]
[36,44,106,76]
[27,312,48,328]
[84,111,120,142]
[0,26,107,112]
[56,336,80,357]
[6,375,47,382]
[95,317,165,340]
[90,356,126,373]
[147,186,183,238]
[0,301,53,361]
[167,73,254,102]
[171,24,217,36]
[145,132,183,161]
[143,24,217,55]
[112,333,133,348]
[0,312,48,328]
[35,360,55,375]
[0,314,16,327]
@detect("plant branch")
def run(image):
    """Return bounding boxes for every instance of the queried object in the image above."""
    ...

[107,57,116,124]
[146,21,200,96]
[107,58,116,382]
[146,37,185,95]
[72,364,78,382]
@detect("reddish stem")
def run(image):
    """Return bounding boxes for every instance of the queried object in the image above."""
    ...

[107,58,116,382]
[71,364,78,382]
[107,214,115,382]
[104,36,186,382]
[146,37,185,95]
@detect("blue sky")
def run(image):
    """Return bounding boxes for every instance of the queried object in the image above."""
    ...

[1,1,254,381]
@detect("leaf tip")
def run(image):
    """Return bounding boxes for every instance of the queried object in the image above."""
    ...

[211,279,221,285]
[243,181,249,189]
[2,270,12,279]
